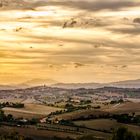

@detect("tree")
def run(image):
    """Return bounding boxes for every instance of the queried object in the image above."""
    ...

[78,135,102,140]
[65,103,74,109]
[112,127,137,140]
[6,114,14,122]
[0,109,5,121]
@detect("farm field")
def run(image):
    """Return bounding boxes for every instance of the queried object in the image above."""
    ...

[0,125,79,140]
[104,102,140,115]
[0,124,112,140]
[37,123,111,138]
[57,102,140,120]
[54,102,140,121]
[54,109,109,120]
[3,103,62,119]
[74,119,140,134]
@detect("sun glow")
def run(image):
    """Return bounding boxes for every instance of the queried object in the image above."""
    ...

[0,0,140,84]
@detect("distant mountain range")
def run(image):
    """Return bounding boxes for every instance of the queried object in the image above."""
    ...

[21,78,58,87]
[108,79,140,89]
[52,83,103,89]
[0,78,58,90]
[0,79,140,90]
[0,85,17,90]
[52,79,140,89]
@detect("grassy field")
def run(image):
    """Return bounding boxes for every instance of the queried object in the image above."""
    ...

[53,102,140,121]
[3,103,62,119]
[104,102,140,115]
[0,124,112,140]
[0,125,79,140]
[74,119,140,134]
[53,109,109,120]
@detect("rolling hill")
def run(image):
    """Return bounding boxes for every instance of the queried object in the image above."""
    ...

[52,79,140,89]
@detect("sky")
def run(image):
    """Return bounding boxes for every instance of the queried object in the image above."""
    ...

[0,0,140,84]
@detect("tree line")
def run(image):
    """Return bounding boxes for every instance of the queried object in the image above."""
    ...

[0,102,24,109]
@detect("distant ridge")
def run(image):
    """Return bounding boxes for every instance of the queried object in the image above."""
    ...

[109,79,140,88]
[52,79,140,89]
[51,83,104,89]
[22,78,58,86]
[0,78,58,90]
[0,85,18,90]
[0,79,140,90]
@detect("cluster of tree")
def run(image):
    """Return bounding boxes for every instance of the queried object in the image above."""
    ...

[49,104,92,117]
[0,132,33,140]
[0,110,18,123]
[16,118,39,125]
[59,119,74,126]
[0,110,39,125]
[0,102,24,109]
[49,110,66,116]
[112,127,140,140]
[113,114,140,124]
[110,99,124,104]
[93,106,101,109]
[80,100,92,105]
[64,103,92,112]
[71,113,111,121]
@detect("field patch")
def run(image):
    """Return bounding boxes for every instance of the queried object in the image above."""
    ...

[3,103,62,119]
[74,119,140,134]
[105,102,140,115]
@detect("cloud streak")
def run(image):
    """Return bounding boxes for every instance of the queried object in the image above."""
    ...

[0,0,140,83]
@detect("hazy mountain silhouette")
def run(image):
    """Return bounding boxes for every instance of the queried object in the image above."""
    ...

[109,79,140,88]
[0,79,140,90]
[52,79,140,89]
[22,78,58,86]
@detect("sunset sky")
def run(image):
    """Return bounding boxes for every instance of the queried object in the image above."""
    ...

[0,0,140,84]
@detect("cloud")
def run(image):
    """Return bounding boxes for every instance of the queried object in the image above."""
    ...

[1,0,140,12]
[0,0,140,83]
[109,27,140,35]
[133,18,140,24]
[72,62,86,68]
[46,0,140,12]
